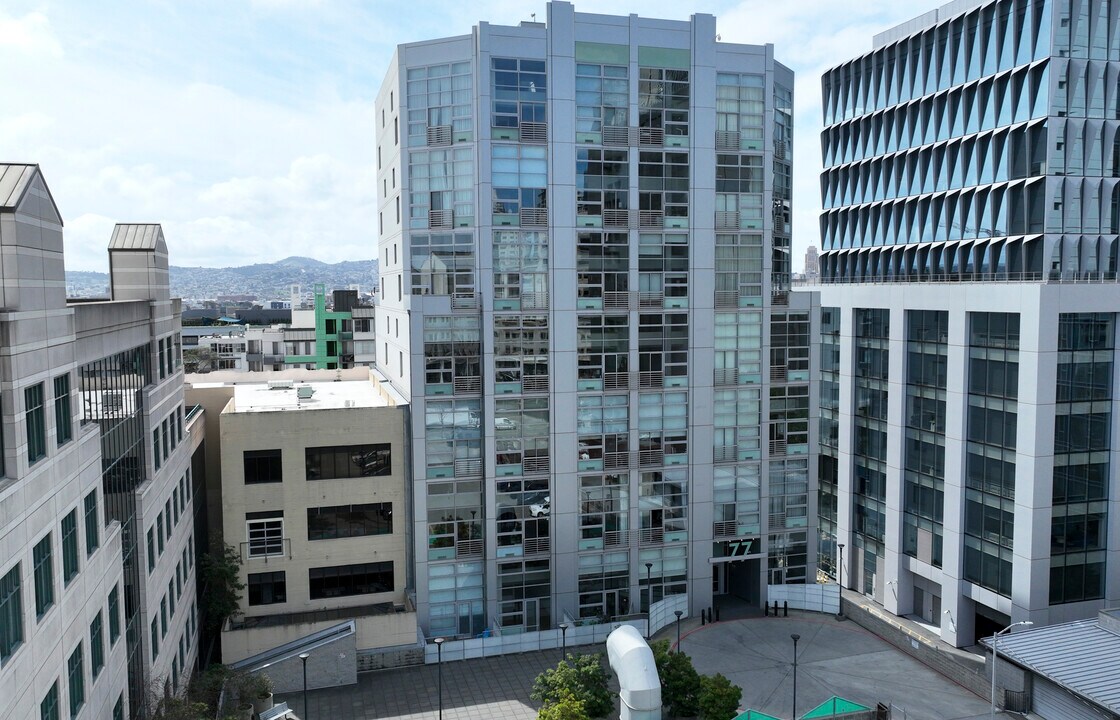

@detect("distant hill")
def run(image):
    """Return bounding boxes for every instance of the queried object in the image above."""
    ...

[66,257,379,301]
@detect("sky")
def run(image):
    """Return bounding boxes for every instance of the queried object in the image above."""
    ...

[0,0,943,273]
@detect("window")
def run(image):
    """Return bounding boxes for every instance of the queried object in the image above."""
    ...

[108,585,120,644]
[248,572,287,606]
[26,383,46,463]
[243,449,282,484]
[33,535,53,619]
[54,375,72,446]
[0,563,22,662]
[246,512,285,558]
[82,492,99,557]
[160,597,167,637]
[491,57,547,129]
[113,694,123,720]
[150,618,159,661]
[307,503,393,540]
[153,430,160,471]
[89,612,103,678]
[168,580,176,617]
[61,511,79,585]
[157,514,165,555]
[147,528,156,573]
[305,444,391,479]
[41,681,59,720]
[67,644,84,718]
[308,561,394,599]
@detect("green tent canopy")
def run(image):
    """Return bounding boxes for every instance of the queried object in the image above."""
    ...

[800,696,873,718]
[733,711,782,720]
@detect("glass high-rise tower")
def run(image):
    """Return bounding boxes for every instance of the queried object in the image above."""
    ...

[376,2,814,640]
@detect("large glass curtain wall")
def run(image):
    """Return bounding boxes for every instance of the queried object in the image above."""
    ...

[1050,312,1112,603]
[817,307,841,578]
[853,309,889,596]
[903,311,948,568]
[78,345,151,715]
[963,312,1020,596]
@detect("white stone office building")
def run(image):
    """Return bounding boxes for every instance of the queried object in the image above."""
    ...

[814,0,1120,647]
[0,165,198,720]
[186,370,415,665]
[375,3,814,640]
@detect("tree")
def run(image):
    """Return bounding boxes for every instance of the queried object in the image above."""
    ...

[538,689,591,720]
[697,673,742,720]
[650,640,701,718]
[199,537,244,634]
[531,653,614,718]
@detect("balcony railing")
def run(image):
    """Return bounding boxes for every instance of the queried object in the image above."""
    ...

[453,376,481,395]
[713,521,738,538]
[429,209,453,229]
[523,375,549,394]
[520,208,548,227]
[426,125,452,146]
[457,539,483,558]
[520,122,547,143]
[523,537,551,555]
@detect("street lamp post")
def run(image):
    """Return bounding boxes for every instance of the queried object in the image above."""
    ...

[434,637,445,720]
[559,622,569,659]
[990,622,1032,719]
[791,634,801,720]
[836,543,845,619]
[298,652,310,720]
[674,610,683,652]
[645,562,653,642]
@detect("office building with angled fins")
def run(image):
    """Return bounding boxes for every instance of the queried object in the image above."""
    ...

[815,0,1120,647]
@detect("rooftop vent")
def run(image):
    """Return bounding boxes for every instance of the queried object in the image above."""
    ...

[296,386,315,399]
[268,380,294,391]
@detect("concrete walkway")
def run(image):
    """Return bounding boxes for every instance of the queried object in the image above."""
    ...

[278,612,994,720]
[676,613,992,720]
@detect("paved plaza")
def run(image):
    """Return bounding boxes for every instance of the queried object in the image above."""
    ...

[277,614,994,720]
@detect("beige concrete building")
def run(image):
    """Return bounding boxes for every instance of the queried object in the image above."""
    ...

[187,369,415,665]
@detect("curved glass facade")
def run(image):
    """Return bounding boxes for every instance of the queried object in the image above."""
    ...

[820,0,1120,282]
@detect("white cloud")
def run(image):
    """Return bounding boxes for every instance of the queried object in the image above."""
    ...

[0,11,63,57]
[0,0,942,275]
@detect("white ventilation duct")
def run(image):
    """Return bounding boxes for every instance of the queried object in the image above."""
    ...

[606,625,661,720]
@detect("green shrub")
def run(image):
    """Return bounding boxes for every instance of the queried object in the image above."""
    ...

[650,640,701,718]
[697,673,742,720]
[538,688,591,720]
[531,653,613,718]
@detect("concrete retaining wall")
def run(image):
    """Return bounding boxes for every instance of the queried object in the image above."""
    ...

[840,596,1005,701]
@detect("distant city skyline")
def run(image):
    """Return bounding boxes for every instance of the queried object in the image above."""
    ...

[0,0,941,272]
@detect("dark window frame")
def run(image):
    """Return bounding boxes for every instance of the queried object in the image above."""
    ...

[308,561,394,599]
[247,571,287,606]
[244,449,283,484]
[33,535,53,619]
[305,444,391,480]
[26,383,46,464]
[61,511,79,585]
[0,562,22,662]
[307,503,393,541]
